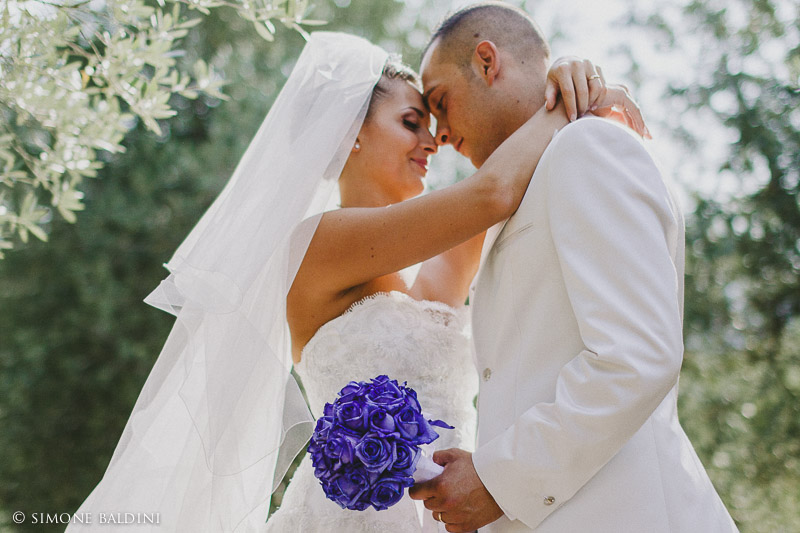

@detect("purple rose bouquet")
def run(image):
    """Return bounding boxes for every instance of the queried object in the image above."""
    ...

[307,375,452,511]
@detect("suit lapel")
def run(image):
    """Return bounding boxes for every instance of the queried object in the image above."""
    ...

[469,218,510,304]
[479,219,510,269]
[469,218,509,370]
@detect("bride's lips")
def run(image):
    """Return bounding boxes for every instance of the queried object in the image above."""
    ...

[412,158,428,174]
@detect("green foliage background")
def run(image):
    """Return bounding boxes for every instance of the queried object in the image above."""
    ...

[1,1,797,531]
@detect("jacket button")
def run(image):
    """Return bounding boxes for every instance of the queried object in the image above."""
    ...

[482,368,492,381]
[544,496,555,506]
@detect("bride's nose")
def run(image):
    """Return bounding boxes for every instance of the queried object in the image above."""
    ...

[421,128,438,154]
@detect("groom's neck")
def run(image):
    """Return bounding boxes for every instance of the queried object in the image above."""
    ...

[498,73,548,140]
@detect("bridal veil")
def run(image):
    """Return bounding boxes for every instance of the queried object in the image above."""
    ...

[68,32,389,532]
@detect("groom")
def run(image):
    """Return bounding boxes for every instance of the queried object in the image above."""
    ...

[409,3,738,532]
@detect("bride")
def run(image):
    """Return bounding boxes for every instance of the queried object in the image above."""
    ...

[68,32,646,532]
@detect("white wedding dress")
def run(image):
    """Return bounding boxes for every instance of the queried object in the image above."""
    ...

[265,291,479,532]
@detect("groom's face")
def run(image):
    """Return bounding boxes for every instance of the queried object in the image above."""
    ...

[420,40,507,168]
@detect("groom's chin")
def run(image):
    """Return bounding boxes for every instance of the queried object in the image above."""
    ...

[470,139,504,168]
[469,150,487,168]
[472,153,492,169]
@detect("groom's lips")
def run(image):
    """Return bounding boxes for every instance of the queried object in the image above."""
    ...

[455,138,464,154]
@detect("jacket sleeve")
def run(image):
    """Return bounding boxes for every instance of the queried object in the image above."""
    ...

[471,118,685,529]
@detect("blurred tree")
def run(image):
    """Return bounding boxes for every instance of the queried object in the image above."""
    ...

[0,1,416,530]
[0,0,320,255]
[628,0,800,530]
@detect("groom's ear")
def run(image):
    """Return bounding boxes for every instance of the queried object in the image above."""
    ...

[473,40,500,86]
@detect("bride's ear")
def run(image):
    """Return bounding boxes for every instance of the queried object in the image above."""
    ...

[352,139,362,153]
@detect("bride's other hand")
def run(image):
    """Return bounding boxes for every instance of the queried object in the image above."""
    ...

[544,56,605,121]
[544,58,651,139]
[590,70,652,138]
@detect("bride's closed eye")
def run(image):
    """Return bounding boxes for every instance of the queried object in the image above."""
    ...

[403,118,421,131]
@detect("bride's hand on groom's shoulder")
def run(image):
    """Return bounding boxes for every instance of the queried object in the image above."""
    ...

[545,57,651,139]
[408,448,503,532]
[590,81,652,139]
[545,56,605,122]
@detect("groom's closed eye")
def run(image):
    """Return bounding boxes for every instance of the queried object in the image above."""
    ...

[431,96,444,114]
[422,87,437,113]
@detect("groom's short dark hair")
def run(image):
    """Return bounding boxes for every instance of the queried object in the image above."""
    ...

[424,2,550,72]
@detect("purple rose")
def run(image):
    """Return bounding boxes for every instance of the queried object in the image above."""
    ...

[312,415,336,443]
[317,465,340,483]
[368,476,413,511]
[310,448,338,482]
[390,440,420,476]
[308,438,324,467]
[368,407,398,436]
[401,386,421,412]
[338,380,369,402]
[324,432,357,466]
[330,468,371,509]
[365,376,406,413]
[335,399,370,432]
[349,496,371,512]
[355,434,396,473]
[394,406,439,445]
[320,478,344,505]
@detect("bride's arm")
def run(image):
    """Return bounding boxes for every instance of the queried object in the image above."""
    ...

[409,229,485,307]
[292,103,568,303]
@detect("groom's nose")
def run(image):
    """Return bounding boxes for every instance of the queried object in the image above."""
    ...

[435,119,450,146]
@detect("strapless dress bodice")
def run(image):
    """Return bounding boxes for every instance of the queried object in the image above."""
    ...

[295,291,478,451]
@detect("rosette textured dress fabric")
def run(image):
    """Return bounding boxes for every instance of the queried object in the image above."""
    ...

[265,292,478,532]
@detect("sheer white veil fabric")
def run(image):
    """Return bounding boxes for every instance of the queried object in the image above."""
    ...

[68,33,389,532]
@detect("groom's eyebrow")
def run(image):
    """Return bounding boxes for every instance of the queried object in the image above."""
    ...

[422,87,436,111]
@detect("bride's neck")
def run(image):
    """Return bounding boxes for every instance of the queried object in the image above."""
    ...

[338,173,398,208]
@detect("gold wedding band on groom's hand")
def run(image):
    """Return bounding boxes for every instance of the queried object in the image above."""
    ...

[435,511,443,522]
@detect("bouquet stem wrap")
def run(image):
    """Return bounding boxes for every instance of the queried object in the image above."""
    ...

[412,454,444,484]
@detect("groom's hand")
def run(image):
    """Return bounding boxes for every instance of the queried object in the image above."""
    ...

[408,448,503,533]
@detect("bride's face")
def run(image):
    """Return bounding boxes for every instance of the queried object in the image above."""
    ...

[354,80,437,203]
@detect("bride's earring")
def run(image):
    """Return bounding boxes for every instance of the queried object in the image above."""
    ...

[353,140,361,152]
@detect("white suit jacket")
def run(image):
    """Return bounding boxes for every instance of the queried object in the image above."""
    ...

[471,118,738,532]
